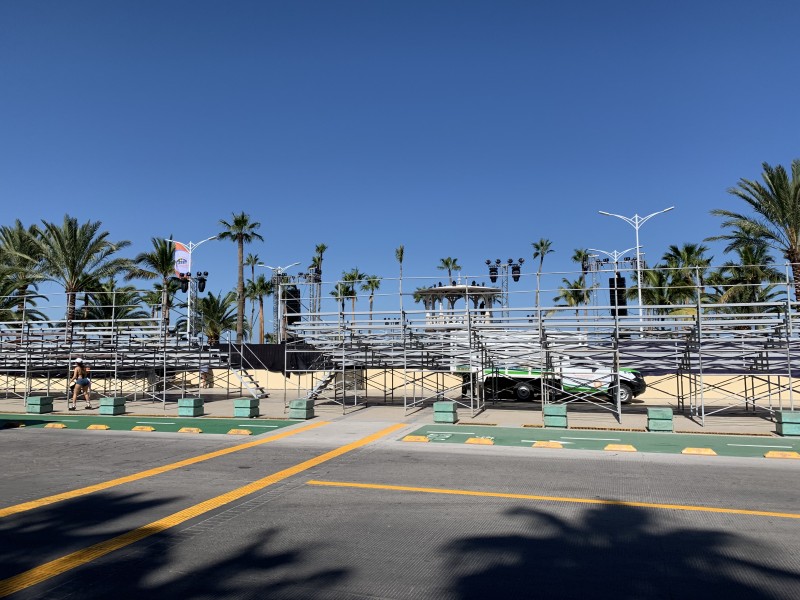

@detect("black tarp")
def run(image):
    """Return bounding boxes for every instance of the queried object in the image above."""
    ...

[218,343,326,375]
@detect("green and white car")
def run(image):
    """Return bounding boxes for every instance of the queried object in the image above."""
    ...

[461,362,647,403]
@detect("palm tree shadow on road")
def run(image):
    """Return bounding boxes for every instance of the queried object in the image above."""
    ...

[446,504,800,600]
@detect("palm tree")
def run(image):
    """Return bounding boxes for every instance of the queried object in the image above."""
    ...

[309,243,327,315]
[413,286,435,311]
[636,268,674,315]
[0,219,45,320]
[361,275,381,325]
[245,274,273,343]
[196,290,238,346]
[342,268,366,320]
[553,275,593,319]
[437,257,461,284]
[532,238,554,307]
[708,159,800,299]
[83,279,150,326]
[218,212,263,343]
[330,282,352,314]
[707,241,784,307]
[244,252,261,327]
[140,288,164,319]
[572,248,591,276]
[660,243,712,304]
[126,235,177,328]
[31,215,131,324]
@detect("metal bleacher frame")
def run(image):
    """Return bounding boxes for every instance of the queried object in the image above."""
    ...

[282,271,800,425]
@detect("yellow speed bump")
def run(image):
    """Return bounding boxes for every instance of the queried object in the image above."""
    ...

[132,426,155,432]
[87,424,110,430]
[532,441,563,449]
[44,423,67,429]
[604,444,637,452]
[682,447,717,456]
[227,429,252,436]
[764,451,800,459]
[402,435,429,443]
[178,427,202,434]
[465,437,494,445]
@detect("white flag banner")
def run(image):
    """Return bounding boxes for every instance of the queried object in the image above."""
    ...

[174,242,190,276]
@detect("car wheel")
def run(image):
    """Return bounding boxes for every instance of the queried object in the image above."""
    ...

[515,382,534,401]
[613,383,633,404]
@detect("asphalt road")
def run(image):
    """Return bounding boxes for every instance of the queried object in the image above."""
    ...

[1,421,799,600]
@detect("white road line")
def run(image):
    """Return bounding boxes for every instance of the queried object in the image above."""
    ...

[521,440,574,444]
[428,431,475,435]
[236,424,279,428]
[136,421,175,425]
[561,436,621,442]
[727,443,794,449]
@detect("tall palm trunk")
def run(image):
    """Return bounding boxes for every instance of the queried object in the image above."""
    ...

[258,296,265,344]
[237,239,244,342]
[788,250,800,301]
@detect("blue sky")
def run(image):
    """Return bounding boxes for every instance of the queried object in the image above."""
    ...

[2,1,798,314]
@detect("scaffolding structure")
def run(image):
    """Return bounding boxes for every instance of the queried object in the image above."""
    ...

[0,293,259,406]
[282,273,800,425]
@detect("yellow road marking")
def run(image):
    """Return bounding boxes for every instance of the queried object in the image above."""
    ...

[0,423,406,598]
[604,444,637,452]
[0,421,328,519]
[682,447,717,456]
[306,480,800,520]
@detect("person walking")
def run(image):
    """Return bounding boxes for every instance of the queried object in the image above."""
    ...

[70,358,92,410]
[199,363,212,389]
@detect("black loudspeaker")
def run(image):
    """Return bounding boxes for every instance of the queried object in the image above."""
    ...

[284,285,301,325]
[609,276,628,317]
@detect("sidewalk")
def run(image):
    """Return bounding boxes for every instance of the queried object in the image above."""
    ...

[0,389,785,437]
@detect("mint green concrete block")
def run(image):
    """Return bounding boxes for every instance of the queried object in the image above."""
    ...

[178,398,203,408]
[543,404,567,417]
[288,408,314,420]
[233,398,260,409]
[178,406,203,417]
[647,419,674,432]
[26,396,55,406]
[433,401,456,412]
[647,407,673,420]
[26,403,53,414]
[434,412,457,424]
[777,422,800,436]
[289,399,315,410]
[234,407,260,418]
[99,405,125,416]
[776,411,800,424]
[99,397,126,407]
[543,415,568,428]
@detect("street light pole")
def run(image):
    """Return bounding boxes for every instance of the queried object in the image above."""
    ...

[598,207,674,317]
[166,235,217,339]
[258,262,300,341]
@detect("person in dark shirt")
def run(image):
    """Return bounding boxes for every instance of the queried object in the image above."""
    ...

[70,357,92,410]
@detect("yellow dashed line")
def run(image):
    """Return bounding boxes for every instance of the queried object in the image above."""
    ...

[532,441,563,449]
[0,423,406,598]
[306,480,800,520]
[604,444,637,452]
[682,448,717,456]
[0,421,328,519]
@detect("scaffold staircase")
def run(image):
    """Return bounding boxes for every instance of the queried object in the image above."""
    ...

[231,366,269,399]
[306,371,337,399]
